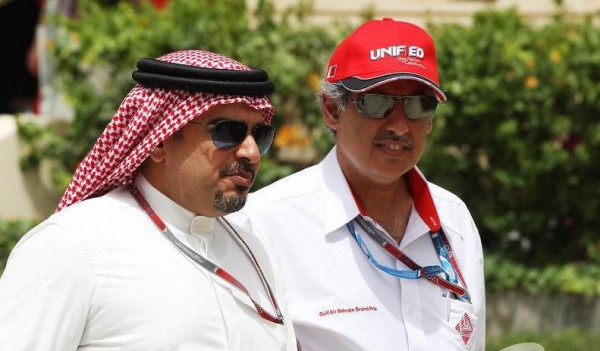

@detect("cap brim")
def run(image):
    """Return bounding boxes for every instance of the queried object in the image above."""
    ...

[340,73,447,102]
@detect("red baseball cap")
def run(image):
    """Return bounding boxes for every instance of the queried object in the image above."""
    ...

[325,18,446,102]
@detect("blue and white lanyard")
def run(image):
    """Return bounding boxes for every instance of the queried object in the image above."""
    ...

[348,216,470,302]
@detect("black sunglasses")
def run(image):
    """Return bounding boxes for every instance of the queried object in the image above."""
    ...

[349,94,439,120]
[189,119,275,153]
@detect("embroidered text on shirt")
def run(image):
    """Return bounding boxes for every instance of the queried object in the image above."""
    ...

[318,305,378,317]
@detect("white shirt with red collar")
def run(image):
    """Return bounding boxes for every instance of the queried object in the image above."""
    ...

[228,146,485,351]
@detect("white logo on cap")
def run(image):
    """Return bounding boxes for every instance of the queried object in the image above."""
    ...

[327,65,337,78]
[370,45,424,61]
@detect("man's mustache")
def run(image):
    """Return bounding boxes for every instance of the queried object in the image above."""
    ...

[220,161,256,181]
[373,132,413,148]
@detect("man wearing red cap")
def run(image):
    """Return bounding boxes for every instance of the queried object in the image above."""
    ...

[228,18,485,350]
[0,50,296,350]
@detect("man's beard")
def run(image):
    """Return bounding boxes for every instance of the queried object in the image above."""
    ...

[212,190,247,213]
[212,160,255,213]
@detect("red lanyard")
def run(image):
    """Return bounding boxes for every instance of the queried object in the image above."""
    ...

[349,168,470,302]
[130,186,284,324]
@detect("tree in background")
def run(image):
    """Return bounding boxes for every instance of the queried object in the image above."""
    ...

[425,9,600,266]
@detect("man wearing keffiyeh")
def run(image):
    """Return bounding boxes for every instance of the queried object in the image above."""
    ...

[0,50,297,350]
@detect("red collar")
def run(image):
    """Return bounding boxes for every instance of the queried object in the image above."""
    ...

[348,167,441,232]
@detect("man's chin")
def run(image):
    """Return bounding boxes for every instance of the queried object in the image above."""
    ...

[212,191,248,214]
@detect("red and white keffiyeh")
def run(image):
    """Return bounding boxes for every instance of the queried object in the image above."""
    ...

[56,50,274,211]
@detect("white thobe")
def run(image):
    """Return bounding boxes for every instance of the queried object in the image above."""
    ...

[0,176,296,351]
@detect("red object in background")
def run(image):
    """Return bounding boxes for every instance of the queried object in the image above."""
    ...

[33,92,40,114]
[152,0,169,10]
[561,132,581,153]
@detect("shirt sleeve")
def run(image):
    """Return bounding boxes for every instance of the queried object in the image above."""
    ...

[0,222,93,350]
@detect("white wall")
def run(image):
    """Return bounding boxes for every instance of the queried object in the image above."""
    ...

[247,0,600,27]
[0,115,61,219]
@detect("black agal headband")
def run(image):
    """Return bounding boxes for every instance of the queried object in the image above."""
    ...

[132,58,274,95]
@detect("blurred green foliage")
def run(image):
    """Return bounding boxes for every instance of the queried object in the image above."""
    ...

[15,1,600,270]
[0,219,38,273]
[485,252,600,296]
[486,329,600,351]
[423,10,600,265]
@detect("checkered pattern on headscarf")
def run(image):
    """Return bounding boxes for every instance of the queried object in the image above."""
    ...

[56,50,274,211]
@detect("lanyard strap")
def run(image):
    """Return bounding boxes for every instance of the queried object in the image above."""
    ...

[130,186,284,324]
[353,215,470,302]
[430,229,469,296]
[347,221,444,279]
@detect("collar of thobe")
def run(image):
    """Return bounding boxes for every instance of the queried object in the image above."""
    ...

[134,175,216,239]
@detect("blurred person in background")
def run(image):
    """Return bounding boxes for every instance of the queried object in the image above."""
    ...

[0,49,297,350]
[0,0,40,114]
[0,0,171,116]
[228,18,485,351]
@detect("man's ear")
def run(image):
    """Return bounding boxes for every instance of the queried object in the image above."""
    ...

[322,95,341,131]
[426,117,433,134]
[148,142,166,163]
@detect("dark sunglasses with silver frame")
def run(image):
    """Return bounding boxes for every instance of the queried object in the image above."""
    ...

[189,119,276,154]
[349,94,439,120]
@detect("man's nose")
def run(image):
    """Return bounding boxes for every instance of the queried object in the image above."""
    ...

[384,103,410,135]
[235,133,261,164]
